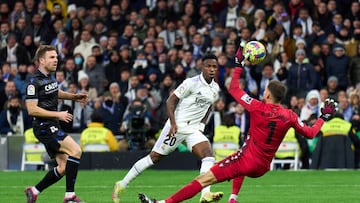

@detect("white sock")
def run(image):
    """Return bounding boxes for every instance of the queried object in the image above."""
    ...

[200,157,215,195]
[158,201,166,203]
[120,155,154,188]
[32,186,40,195]
[65,192,75,198]
[229,194,238,200]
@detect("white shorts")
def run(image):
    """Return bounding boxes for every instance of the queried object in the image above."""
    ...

[152,120,209,155]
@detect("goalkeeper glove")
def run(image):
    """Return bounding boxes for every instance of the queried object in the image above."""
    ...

[320,98,337,121]
[235,42,247,66]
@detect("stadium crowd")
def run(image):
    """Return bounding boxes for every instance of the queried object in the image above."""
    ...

[0,0,359,159]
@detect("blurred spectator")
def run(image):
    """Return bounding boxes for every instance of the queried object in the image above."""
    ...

[338,91,353,121]
[300,90,321,121]
[37,1,51,26]
[0,2,10,24]
[295,7,313,38]
[14,64,29,99]
[13,17,26,42]
[65,17,83,47]
[250,63,278,100]
[62,57,78,84]
[56,69,68,91]
[50,30,72,61]
[349,92,360,129]
[21,34,37,60]
[0,22,10,48]
[158,20,185,49]
[77,71,98,104]
[326,76,340,101]
[125,75,140,102]
[97,91,126,135]
[326,44,350,91]
[107,82,129,112]
[135,85,159,116]
[273,52,291,84]
[73,52,85,70]
[0,33,30,67]
[83,55,106,95]
[219,0,240,28]
[119,45,133,72]
[80,112,119,152]
[287,49,316,99]
[0,80,19,111]
[312,1,332,30]
[23,13,50,47]
[9,1,25,30]
[118,24,134,48]
[61,82,93,133]
[106,4,125,35]
[73,30,98,65]
[0,95,31,135]
[289,95,301,116]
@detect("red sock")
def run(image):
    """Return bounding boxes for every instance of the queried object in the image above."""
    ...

[231,176,245,195]
[165,180,203,203]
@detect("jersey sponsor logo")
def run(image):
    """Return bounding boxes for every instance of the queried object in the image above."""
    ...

[241,94,253,104]
[45,82,58,91]
[195,97,212,108]
[27,84,35,95]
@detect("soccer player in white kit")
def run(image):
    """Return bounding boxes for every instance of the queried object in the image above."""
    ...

[112,54,224,203]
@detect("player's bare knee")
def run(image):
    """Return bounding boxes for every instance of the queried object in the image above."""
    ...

[68,147,82,158]
[149,151,163,163]
[56,164,66,175]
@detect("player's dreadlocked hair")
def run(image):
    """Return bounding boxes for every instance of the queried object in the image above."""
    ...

[34,45,57,63]
[267,80,286,103]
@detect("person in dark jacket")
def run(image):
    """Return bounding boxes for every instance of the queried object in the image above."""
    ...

[0,33,30,67]
[325,44,350,91]
[287,49,317,99]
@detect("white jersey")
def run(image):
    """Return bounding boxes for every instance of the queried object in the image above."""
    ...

[173,73,220,133]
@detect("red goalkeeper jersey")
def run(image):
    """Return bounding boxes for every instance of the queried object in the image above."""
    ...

[229,68,324,166]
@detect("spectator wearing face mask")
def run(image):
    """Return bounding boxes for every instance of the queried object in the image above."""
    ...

[96,92,127,135]
[0,94,31,135]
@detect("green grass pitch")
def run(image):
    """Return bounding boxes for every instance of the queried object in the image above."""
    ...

[0,170,359,203]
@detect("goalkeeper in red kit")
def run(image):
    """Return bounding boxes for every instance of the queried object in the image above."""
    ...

[138,45,337,203]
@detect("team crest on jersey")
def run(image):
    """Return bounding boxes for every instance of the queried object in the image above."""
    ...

[178,85,185,94]
[241,94,253,104]
[27,85,35,95]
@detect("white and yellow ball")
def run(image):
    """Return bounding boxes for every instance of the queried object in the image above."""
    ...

[243,41,266,65]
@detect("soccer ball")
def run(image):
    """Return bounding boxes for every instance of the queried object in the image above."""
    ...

[243,41,266,65]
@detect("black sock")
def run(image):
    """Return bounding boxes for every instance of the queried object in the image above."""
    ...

[35,167,63,192]
[66,156,80,192]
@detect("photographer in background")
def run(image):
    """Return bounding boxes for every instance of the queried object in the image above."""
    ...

[120,98,153,150]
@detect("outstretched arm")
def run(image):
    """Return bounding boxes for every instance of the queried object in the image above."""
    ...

[58,89,88,104]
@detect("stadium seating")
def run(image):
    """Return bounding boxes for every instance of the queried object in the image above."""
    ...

[270,141,300,170]
[21,142,48,171]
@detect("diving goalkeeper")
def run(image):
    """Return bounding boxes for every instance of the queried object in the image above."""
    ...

[138,44,337,203]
